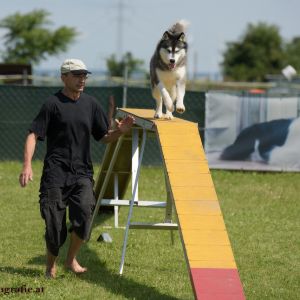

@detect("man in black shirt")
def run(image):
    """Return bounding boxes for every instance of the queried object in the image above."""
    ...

[19,58,134,278]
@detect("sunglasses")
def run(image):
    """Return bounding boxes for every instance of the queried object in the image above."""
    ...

[69,73,89,79]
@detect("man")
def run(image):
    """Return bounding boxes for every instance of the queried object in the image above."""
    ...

[19,58,134,278]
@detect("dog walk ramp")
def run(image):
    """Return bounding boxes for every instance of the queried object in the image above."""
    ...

[91,108,246,300]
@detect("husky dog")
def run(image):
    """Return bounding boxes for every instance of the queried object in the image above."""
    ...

[150,20,189,119]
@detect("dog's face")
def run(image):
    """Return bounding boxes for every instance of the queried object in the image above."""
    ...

[158,31,187,70]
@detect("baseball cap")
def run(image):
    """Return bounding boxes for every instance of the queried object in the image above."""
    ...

[60,58,91,75]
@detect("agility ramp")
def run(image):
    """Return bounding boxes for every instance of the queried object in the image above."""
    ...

[90,108,246,300]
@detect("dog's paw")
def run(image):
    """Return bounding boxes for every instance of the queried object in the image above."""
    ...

[176,104,185,114]
[154,112,163,119]
[164,112,174,120]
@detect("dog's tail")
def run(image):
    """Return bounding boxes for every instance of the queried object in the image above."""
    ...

[168,19,189,33]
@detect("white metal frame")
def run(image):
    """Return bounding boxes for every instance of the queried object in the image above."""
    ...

[88,111,178,274]
[119,128,147,274]
[87,135,125,240]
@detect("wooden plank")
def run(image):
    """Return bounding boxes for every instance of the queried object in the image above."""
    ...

[161,146,206,155]
[189,260,237,269]
[168,173,213,187]
[185,245,235,262]
[162,149,206,160]
[120,108,156,120]
[190,268,246,299]
[175,201,221,214]
[178,216,226,231]
[154,118,197,126]
[172,187,218,201]
[158,133,203,147]
[181,229,230,244]
[120,108,194,126]
[165,160,210,173]
[157,126,198,135]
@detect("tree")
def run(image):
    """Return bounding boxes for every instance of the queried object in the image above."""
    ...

[106,52,144,78]
[0,9,77,65]
[284,37,300,71]
[221,23,285,81]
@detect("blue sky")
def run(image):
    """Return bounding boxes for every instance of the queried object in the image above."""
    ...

[1,0,299,75]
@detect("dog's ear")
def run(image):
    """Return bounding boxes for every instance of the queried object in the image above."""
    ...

[162,31,170,40]
[178,32,186,42]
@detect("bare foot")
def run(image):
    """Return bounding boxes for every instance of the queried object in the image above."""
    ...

[45,250,57,279]
[64,258,87,274]
[45,265,56,279]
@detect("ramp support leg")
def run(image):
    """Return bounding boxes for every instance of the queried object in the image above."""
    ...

[87,136,124,240]
[114,173,119,228]
[119,128,147,275]
[165,174,175,245]
[164,175,173,223]
[132,128,139,203]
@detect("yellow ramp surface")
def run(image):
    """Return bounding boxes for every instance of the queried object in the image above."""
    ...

[154,118,236,267]
[118,108,246,300]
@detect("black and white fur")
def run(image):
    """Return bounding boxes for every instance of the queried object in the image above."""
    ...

[150,20,189,119]
[220,118,300,168]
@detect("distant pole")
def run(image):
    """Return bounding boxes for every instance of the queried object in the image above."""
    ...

[122,64,128,108]
[117,0,124,59]
[117,0,128,107]
[22,68,28,86]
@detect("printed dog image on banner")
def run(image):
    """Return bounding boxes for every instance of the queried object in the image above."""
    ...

[220,118,300,168]
[150,20,189,119]
[205,92,300,171]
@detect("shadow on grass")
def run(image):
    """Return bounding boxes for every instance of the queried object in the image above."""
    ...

[27,208,115,267]
[0,266,43,277]
[2,212,180,299]
[79,214,181,299]
[81,214,181,300]
[77,245,180,300]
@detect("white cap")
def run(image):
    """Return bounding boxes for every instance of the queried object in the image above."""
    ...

[60,58,91,74]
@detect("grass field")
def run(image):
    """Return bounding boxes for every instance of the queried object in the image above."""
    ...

[0,161,299,299]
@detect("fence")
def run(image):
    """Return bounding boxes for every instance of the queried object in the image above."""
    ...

[0,86,205,165]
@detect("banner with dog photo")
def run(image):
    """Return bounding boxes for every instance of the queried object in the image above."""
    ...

[204,91,300,171]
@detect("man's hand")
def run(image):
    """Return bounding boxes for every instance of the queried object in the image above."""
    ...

[101,115,135,144]
[19,166,33,187]
[115,115,135,134]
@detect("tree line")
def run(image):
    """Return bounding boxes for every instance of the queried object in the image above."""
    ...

[0,9,299,82]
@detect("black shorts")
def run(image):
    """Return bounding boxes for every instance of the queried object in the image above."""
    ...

[39,178,95,256]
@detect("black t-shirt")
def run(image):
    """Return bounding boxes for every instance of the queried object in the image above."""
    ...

[30,91,109,190]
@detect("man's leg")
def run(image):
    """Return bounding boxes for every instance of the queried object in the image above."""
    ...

[66,178,95,274]
[40,188,68,278]
[64,231,87,273]
[46,250,57,278]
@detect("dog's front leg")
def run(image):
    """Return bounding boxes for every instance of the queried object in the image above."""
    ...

[152,87,163,118]
[158,82,174,112]
[176,80,186,114]
[154,96,163,119]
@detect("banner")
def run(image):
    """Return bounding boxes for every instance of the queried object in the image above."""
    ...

[205,92,300,171]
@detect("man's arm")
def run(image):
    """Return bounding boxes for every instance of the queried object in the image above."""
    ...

[101,115,135,144]
[19,132,37,187]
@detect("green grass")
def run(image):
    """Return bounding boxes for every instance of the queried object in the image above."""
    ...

[0,161,299,299]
